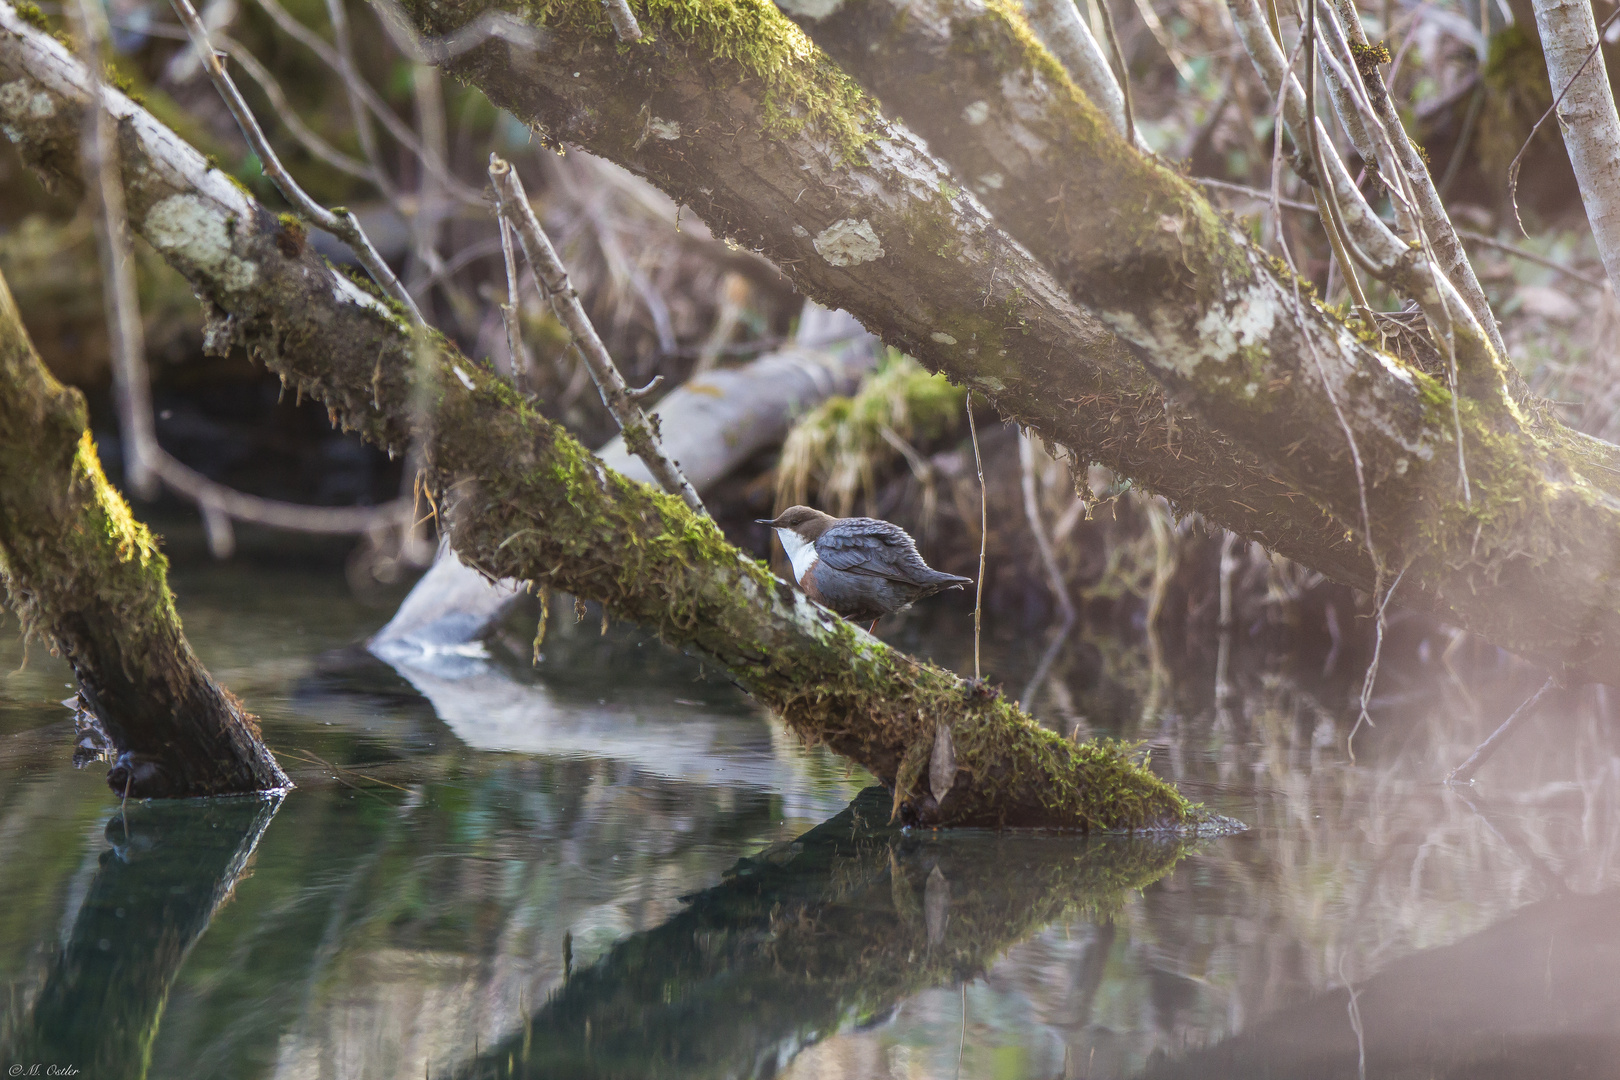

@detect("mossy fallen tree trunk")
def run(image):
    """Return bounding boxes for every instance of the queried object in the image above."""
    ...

[0,268,289,797]
[373,0,1620,681]
[0,5,1200,830]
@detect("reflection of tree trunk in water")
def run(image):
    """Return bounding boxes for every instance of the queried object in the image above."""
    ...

[2,796,280,1076]
[1065,920,1118,1031]
[447,787,1190,1079]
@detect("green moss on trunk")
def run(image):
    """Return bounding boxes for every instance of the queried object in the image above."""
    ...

[0,268,287,797]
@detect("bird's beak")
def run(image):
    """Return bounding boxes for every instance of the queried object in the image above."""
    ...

[755,518,777,526]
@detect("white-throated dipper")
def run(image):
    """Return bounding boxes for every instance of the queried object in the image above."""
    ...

[758,505,973,629]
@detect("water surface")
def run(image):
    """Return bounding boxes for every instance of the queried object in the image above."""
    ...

[3,566,1619,1079]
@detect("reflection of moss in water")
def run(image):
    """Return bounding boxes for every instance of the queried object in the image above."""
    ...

[455,787,1192,1079]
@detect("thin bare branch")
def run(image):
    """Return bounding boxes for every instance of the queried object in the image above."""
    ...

[1095,0,1137,148]
[168,0,424,322]
[247,0,484,205]
[1019,431,1076,627]
[80,0,414,542]
[600,0,643,41]
[1318,0,1510,369]
[497,215,527,377]
[487,154,704,514]
[1446,674,1559,784]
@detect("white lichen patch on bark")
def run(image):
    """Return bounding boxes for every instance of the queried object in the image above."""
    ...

[0,79,55,122]
[1192,286,1276,366]
[143,194,259,293]
[1106,279,1277,379]
[813,218,885,265]
[647,117,681,140]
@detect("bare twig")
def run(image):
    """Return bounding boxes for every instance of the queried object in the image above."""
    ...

[600,0,643,41]
[1347,563,1406,763]
[322,0,394,205]
[967,392,987,682]
[1328,0,1506,365]
[1209,171,1607,292]
[215,34,380,184]
[1096,0,1136,148]
[1197,174,1318,213]
[108,18,382,185]
[248,0,484,205]
[1019,431,1076,626]
[487,155,704,514]
[1529,0,1620,294]
[168,0,424,323]
[1456,229,1608,290]
[1446,674,1559,784]
[71,0,155,499]
[1021,0,1134,142]
[1017,431,1075,710]
[497,215,528,377]
[1129,0,1193,84]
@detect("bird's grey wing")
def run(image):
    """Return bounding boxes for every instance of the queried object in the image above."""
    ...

[817,519,935,584]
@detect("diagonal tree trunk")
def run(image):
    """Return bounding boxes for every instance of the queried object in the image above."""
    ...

[0,267,289,797]
[0,3,1198,829]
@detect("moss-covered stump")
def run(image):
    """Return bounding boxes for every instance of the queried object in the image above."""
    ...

[448,786,1198,1078]
[0,268,288,797]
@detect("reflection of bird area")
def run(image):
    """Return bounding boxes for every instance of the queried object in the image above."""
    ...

[451,787,1187,1079]
[760,506,972,631]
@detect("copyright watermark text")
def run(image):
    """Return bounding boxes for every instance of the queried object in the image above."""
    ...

[8,1065,80,1077]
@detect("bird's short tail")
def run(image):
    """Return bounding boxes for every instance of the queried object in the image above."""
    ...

[938,573,974,589]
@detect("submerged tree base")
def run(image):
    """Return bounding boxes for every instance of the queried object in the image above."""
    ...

[0,267,288,797]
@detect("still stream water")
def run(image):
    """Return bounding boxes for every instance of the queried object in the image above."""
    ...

[3,564,1619,1079]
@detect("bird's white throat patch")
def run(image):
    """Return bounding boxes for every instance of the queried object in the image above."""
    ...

[775,529,820,583]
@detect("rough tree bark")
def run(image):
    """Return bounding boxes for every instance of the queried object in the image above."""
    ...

[0,267,289,797]
[0,4,1199,830]
[365,0,1620,680]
